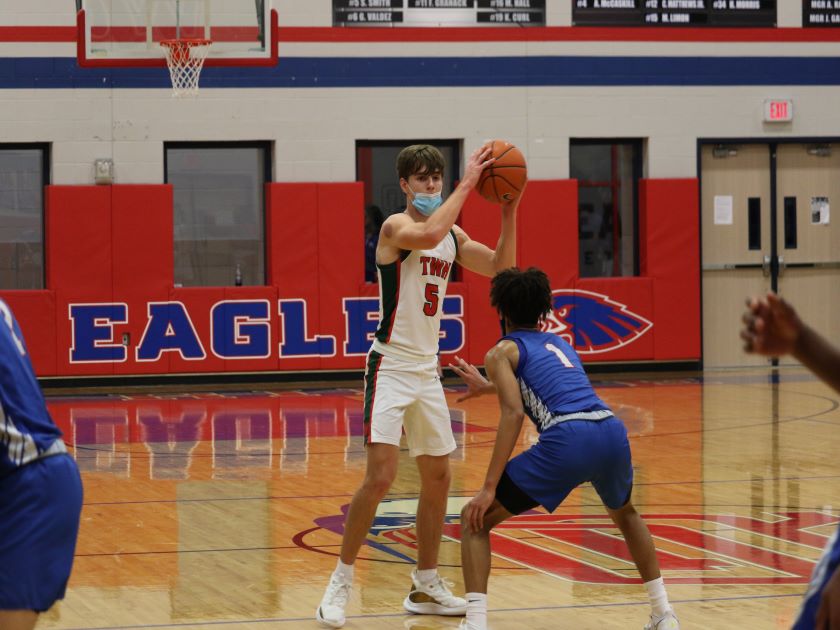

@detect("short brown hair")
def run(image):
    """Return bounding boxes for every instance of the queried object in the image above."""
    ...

[396,145,445,181]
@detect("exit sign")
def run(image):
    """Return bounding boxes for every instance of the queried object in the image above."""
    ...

[764,99,794,122]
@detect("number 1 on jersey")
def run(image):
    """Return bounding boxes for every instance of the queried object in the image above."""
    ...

[545,342,573,368]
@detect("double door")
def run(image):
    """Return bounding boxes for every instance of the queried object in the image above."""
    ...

[701,142,840,368]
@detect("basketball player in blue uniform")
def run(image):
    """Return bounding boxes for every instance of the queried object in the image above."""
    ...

[0,299,83,630]
[742,292,840,630]
[451,267,679,630]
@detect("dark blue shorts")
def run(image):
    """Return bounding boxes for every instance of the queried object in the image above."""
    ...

[503,416,633,513]
[0,454,83,612]
[792,524,840,630]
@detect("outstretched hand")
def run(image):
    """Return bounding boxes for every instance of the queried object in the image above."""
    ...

[500,180,527,212]
[740,292,802,357]
[460,144,495,190]
[450,355,493,402]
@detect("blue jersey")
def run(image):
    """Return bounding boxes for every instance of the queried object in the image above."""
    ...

[0,299,63,476]
[503,329,612,433]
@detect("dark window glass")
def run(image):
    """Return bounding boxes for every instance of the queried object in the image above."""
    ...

[570,140,641,278]
[747,197,762,251]
[0,145,48,289]
[356,140,460,283]
[783,196,797,249]
[166,143,269,287]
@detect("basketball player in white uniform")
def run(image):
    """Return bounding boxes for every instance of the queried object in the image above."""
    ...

[317,143,522,628]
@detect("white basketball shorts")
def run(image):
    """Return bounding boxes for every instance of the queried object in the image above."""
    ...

[362,349,456,457]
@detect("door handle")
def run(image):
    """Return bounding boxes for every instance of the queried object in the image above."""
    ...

[762,255,771,277]
[778,255,785,277]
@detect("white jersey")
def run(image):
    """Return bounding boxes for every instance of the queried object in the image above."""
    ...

[371,229,458,362]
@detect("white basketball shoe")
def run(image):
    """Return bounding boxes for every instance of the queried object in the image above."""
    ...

[645,610,680,630]
[316,572,352,628]
[403,569,467,616]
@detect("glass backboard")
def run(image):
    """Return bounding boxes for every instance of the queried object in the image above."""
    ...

[77,0,277,67]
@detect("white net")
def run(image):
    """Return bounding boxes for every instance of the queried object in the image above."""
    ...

[160,39,212,97]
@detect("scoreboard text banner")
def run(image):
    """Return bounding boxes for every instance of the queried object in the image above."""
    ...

[333,0,546,27]
[573,0,777,27]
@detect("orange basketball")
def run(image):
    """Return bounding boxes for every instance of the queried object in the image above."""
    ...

[476,140,527,203]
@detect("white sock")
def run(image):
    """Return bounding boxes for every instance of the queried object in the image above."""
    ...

[644,577,671,618]
[465,592,487,630]
[415,568,437,584]
[334,559,354,583]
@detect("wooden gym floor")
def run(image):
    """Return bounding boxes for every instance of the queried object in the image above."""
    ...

[36,366,840,629]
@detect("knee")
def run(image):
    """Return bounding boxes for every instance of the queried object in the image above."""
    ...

[459,505,492,536]
[610,502,639,530]
[423,464,451,489]
[362,471,395,498]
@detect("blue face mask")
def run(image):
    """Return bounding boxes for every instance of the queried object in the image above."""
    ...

[408,186,443,216]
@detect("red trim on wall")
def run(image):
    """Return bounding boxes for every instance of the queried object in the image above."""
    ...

[4,23,840,45]
[0,26,76,42]
[280,26,840,44]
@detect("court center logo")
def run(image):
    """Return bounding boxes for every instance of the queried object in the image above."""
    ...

[299,497,838,585]
[542,289,653,354]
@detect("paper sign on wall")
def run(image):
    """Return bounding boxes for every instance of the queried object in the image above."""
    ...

[811,197,830,225]
[714,195,733,225]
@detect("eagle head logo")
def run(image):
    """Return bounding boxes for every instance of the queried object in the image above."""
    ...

[541,289,652,354]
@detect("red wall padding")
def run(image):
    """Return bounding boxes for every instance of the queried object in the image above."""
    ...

[112,185,174,375]
[46,186,112,296]
[0,178,701,378]
[574,277,655,361]
[639,179,701,360]
[1,290,56,376]
[267,183,321,371]
[317,183,365,370]
[47,186,115,376]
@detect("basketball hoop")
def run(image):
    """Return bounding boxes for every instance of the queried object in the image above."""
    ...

[160,38,212,97]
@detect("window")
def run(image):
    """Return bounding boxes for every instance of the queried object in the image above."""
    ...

[356,140,460,282]
[0,144,48,290]
[570,140,642,278]
[165,142,270,287]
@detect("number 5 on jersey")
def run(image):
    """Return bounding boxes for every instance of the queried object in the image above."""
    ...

[423,283,439,316]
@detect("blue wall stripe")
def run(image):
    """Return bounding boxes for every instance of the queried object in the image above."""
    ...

[1,56,839,88]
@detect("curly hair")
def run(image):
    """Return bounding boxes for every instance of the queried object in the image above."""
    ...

[490,267,552,329]
[396,144,445,181]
